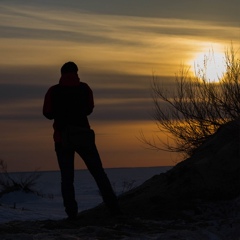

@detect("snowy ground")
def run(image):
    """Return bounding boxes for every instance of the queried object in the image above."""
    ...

[1,167,240,239]
[0,167,171,223]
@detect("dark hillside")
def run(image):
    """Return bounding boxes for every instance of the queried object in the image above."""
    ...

[115,119,240,219]
[79,119,240,221]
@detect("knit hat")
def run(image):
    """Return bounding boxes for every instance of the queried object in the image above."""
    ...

[61,62,78,74]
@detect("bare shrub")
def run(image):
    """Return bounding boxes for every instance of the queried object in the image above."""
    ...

[0,159,41,197]
[142,45,240,157]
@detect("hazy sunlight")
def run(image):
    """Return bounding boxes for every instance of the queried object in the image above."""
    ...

[191,51,227,82]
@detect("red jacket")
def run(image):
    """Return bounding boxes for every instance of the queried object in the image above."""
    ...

[43,73,94,142]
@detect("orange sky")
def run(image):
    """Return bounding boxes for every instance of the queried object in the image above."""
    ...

[0,0,239,172]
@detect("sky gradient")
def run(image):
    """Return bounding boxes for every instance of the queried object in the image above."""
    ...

[0,0,239,172]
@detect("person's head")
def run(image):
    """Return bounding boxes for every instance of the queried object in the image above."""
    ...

[61,62,78,75]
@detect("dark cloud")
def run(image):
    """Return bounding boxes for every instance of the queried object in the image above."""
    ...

[4,0,238,24]
[74,0,240,24]
[1,1,239,36]
[0,65,58,85]
[90,98,153,121]
[0,83,47,103]
[0,110,43,121]
[0,83,46,120]
[0,25,143,47]
[126,25,239,42]
[0,70,176,122]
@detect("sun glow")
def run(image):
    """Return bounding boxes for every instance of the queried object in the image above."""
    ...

[190,51,227,82]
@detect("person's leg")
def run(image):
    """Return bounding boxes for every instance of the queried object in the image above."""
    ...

[76,144,120,214]
[55,143,78,219]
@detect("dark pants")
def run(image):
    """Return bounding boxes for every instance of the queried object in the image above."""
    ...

[55,138,118,218]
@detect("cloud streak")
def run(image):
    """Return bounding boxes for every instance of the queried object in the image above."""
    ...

[0,2,238,79]
[1,5,239,43]
[2,0,239,24]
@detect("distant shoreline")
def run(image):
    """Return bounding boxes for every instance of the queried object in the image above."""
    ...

[8,165,173,174]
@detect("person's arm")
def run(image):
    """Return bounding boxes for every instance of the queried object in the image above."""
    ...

[43,86,55,120]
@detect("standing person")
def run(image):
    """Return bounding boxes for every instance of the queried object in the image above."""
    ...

[43,62,119,220]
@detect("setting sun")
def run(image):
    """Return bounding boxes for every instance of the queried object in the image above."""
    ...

[190,51,227,82]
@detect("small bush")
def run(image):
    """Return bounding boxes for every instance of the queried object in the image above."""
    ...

[0,159,41,197]
[143,45,240,157]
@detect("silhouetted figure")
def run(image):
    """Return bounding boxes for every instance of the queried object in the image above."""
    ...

[43,62,119,219]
